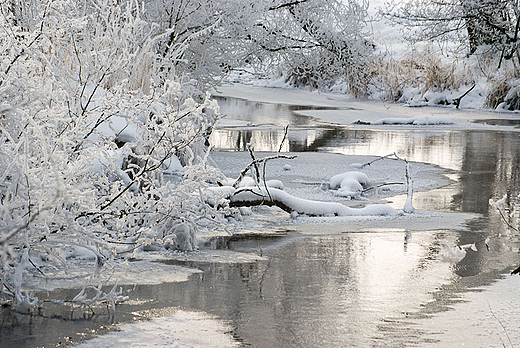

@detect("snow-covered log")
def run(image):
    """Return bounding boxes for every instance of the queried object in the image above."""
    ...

[230,187,399,217]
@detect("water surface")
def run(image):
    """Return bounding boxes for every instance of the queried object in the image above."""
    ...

[2,97,520,347]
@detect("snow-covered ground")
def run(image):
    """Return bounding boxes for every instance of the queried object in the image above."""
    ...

[424,274,520,347]
[209,150,475,234]
[76,309,239,348]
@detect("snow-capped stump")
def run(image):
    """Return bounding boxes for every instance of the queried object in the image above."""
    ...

[326,171,370,199]
[329,171,370,190]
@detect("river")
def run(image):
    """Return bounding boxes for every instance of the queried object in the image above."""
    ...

[2,90,520,347]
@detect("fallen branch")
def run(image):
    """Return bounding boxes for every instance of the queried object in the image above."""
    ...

[230,187,399,217]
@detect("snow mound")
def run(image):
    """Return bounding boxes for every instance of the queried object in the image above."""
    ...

[325,171,371,199]
[373,116,455,125]
[329,171,370,189]
[334,177,364,198]
[354,116,455,126]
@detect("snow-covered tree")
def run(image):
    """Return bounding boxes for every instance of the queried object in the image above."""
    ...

[384,0,519,64]
[259,0,373,95]
[0,0,228,309]
[143,0,372,95]
[0,0,375,309]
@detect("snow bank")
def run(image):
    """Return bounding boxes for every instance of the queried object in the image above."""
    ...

[76,309,239,348]
[25,260,201,292]
[368,116,455,125]
[212,84,505,129]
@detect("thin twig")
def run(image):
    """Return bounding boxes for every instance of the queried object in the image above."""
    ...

[278,124,289,153]
[247,144,261,183]
[487,301,513,348]
[262,160,272,201]
[362,182,404,193]
[497,207,519,233]
[359,152,399,169]
[232,154,297,188]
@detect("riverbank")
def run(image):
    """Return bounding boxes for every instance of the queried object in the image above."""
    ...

[212,83,520,131]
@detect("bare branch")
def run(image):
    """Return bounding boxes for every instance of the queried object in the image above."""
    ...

[232,154,297,188]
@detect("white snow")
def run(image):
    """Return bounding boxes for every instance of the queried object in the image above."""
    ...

[403,161,414,213]
[329,171,370,190]
[24,260,202,292]
[75,309,239,348]
[371,115,455,125]
[334,177,363,199]
[163,154,185,174]
[422,275,520,347]
[439,244,467,263]
[231,186,399,217]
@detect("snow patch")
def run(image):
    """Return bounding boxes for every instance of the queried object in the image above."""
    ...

[76,309,239,348]
[369,116,455,125]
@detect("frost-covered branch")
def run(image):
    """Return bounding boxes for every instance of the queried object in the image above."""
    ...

[0,0,224,309]
[232,154,297,188]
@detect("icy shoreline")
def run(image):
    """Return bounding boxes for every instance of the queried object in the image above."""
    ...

[212,83,520,131]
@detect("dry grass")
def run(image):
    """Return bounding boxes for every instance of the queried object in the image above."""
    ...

[485,64,520,110]
[369,49,474,102]
[485,77,510,109]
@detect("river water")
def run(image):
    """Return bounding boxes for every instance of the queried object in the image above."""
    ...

[2,96,520,347]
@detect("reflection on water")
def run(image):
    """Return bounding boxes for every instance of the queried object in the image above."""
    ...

[214,96,352,128]
[176,231,457,348]
[208,97,520,345]
[3,97,520,347]
[474,118,520,127]
[0,231,454,348]
[214,96,319,127]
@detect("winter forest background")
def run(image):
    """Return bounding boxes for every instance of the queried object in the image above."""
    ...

[1,0,519,310]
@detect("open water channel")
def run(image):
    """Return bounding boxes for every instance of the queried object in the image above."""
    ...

[2,95,520,347]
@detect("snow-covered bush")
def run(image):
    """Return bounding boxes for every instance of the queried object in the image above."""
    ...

[0,0,225,308]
